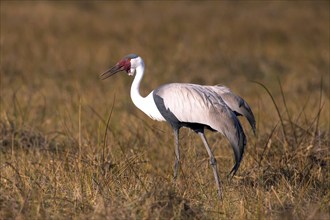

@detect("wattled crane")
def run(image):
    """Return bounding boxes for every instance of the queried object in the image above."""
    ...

[100,54,255,199]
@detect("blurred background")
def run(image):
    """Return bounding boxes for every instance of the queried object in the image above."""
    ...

[1,1,329,219]
[1,2,329,126]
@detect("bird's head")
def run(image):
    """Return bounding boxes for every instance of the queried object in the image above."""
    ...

[100,54,143,80]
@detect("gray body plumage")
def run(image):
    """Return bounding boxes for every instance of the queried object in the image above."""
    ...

[153,83,253,176]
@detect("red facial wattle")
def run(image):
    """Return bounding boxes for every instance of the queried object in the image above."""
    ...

[118,59,131,73]
[100,58,131,80]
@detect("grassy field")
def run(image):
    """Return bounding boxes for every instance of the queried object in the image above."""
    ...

[1,1,329,219]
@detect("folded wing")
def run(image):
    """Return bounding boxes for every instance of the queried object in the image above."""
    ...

[209,85,256,134]
[153,83,246,175]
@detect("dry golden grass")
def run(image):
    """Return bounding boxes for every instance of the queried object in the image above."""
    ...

[1,1,329,219]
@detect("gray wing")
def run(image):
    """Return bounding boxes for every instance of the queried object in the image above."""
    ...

[209,85,256,135]
[153,83,246,175]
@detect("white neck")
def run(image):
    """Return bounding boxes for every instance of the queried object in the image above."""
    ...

[130,62,146,109]
[129,60,165,121]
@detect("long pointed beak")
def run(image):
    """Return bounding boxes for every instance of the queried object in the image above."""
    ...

[99,64,123,80]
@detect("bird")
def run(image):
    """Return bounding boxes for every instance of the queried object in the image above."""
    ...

[100,54,255,199]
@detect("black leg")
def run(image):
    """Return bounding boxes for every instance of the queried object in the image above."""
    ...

[173,128,180,180]
[198,131,222,199]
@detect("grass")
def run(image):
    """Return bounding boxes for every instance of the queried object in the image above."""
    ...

[1,1,329,219]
